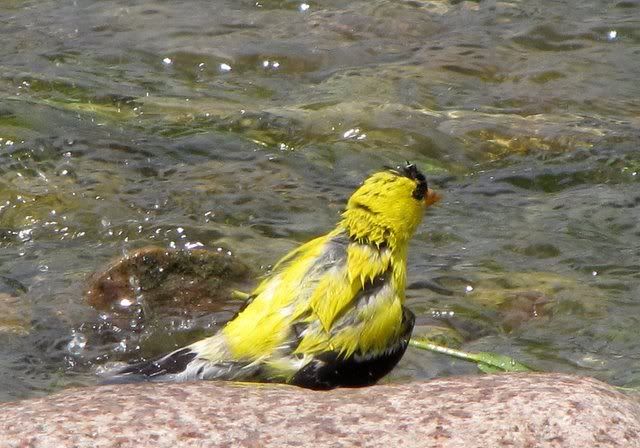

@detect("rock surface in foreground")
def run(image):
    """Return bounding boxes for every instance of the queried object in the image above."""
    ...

[1,373,639,448]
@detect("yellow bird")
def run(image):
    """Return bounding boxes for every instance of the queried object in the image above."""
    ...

[107,163,441,389]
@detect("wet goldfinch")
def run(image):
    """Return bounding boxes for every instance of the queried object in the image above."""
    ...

[107,163,441,389]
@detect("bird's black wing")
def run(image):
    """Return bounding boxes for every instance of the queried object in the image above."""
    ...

[289,306,415,390]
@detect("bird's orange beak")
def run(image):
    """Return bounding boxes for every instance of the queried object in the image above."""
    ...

[424,188,441,207]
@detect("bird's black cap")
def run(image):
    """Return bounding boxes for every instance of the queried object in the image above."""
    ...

[399,162,428,200]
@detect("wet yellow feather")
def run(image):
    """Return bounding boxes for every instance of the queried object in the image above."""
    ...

[222,236,326,359]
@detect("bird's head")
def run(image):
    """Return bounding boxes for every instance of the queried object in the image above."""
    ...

[341,163,441,248]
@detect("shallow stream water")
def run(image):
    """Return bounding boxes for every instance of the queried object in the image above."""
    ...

[1,0,639,401]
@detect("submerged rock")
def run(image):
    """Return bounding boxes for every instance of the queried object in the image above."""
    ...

[0,276,30,335]
[78,246,254,362]
[1,374,638,447]
[0,293,30,335]
[85,246,252,315]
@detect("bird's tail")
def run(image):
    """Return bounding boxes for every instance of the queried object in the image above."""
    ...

[101,335,261,384]
[101,346,199,384]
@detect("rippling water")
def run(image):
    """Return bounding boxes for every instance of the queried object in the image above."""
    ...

[1,0,639,401]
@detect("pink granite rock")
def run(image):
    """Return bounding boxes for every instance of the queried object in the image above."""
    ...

[1,373,639,448]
